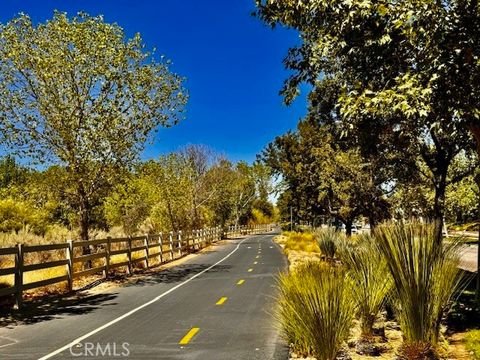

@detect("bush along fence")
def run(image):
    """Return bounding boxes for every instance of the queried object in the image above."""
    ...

[0,223,273,308]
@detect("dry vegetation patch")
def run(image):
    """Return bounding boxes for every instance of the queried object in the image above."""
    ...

[274,232,321,271]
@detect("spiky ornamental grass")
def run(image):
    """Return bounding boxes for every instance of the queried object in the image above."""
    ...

[341,234,393,338]
[315,228,341,261]
[374,222,464,357]
[276,262,356,360]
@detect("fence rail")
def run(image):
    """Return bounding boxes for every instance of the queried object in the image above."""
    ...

[0,224,273,308]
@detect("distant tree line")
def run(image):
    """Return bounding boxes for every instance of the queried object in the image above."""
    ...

[0,148,276,240]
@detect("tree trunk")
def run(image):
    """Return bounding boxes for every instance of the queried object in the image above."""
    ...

[368,215,377,235]
[345,220,353,237]
[166,200,177,233]
[234,213,241,234]
[432,171,448,244]
[476,199,480,305]
[192,191,200,229]
[79,205,89,242]
[78,189,92,269]
[475,172,480,305]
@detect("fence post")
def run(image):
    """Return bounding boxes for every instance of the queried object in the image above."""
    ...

[187,231,191,252]
[14,244,23,309]
[189,231,192,251]
[66,240,74,292]
[158,233,163,264]
[105,237,111,278]
[178,231,183,257]
[144,234,150,269]
[127,236,132,275]
[169,232,174,260]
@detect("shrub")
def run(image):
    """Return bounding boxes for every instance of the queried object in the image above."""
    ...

[375,222,464,357]
[276,262,356,360]
[341,234,392,338]
[0,198,50,235]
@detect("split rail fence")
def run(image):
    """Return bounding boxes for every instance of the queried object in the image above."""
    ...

[0,224,273,308]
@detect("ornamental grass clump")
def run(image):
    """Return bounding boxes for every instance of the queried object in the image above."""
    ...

[341,234,392,338]
[276,262,356,360]
[374,222,464,359]
[315,228,341,261]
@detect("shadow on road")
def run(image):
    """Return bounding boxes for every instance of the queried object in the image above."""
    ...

[124,263,232,287]
[0,256,233,329]
[0,292,118,329]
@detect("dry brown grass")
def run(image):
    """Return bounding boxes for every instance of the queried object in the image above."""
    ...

[282,231,320,254]
[274,233,321,271]
[0,227,148,299]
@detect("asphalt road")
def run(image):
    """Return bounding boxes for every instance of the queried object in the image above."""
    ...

[0,233,288,360]
[459,244,478,273]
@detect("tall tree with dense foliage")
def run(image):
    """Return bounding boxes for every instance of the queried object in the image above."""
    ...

[256,0,480,305]
[262,119,390,234]
[255,0,479,149]
[0,12,187,243]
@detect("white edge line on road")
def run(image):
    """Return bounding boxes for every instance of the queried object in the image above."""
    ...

[38,236,258,360]
[0,336,18,349]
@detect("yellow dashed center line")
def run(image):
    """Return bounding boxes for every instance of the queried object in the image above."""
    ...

[179,327,200,345]
[248,268,253,272]
[254,261,258,265]
[216,297,228,305]
[256,255,260,259]
[237,279,245,285]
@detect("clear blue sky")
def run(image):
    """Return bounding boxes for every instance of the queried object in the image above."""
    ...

[0,0,308,163]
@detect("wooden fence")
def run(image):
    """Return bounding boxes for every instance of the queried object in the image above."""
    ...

[0,224,273,308]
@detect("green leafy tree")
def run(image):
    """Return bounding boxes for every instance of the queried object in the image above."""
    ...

[232,162,258,227]
[445,175,478,224]
[104,178,150,235]
[262,118,390,234]
[0,198,49,235]
[141,155,194,233]
[0,155,29,189]
[180,145,220,229]
[0,12,187,244]
[255,0,477,239]
[205,159,238,231]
